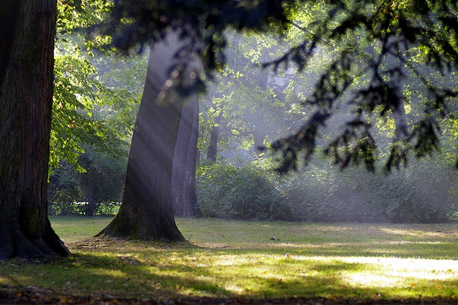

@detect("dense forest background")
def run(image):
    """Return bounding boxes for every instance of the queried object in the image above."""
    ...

[47,0,458,224]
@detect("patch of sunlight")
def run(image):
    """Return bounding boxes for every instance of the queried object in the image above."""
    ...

[0,277,9,285]
[346,273,403,287]
[386,270,456,280]
[178,286,214,296]
[304,225,355,232]
[212,254,278,267]
[298,256,458,288]
[339,257,458,272]
[225,284,245,293]
[259,240,445,249]
[194,239,449,253]
[87,268,128,278]
[380,228,457,238]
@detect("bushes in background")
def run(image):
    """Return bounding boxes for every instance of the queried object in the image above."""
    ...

[197,160,458,223]
[49,153,458,222]
[197,162,291,220]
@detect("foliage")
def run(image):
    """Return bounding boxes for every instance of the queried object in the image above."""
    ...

[57,0,112,49]
[52,53,132,171]
[197,162,291,220]
[93,0,458,172]
[48,0,144,212]
[197,159,458,223]
[268,0,458,172]
[48,163,84,215]
[48,145,126,216]
[52,0,142,173]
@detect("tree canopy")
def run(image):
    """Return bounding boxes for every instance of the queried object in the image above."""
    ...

[94,0,458,172]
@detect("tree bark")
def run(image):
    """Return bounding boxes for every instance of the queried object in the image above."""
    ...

[0,0,20,89]
[172,96,201,217]
[0,0,69,259]
[97,32,187,241]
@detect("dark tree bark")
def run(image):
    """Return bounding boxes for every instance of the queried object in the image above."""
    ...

[0,1,20,88]
[85,197,97,216]
[172,97,201,217]
[98,33,186,241]
[0,0,69,259]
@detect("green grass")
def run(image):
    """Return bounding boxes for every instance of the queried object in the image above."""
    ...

[1,217,457,301]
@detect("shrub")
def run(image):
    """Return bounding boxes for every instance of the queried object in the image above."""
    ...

[197,162,292,220]
[197,159,458,223]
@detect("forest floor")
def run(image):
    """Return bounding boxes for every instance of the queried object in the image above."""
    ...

[0,217,457,304]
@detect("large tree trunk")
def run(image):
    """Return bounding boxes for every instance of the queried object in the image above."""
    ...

[97,32,187,241]
[172,97,201,217]
[0,0,69,259]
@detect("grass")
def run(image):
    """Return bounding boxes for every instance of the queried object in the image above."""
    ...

[1,217,457,301]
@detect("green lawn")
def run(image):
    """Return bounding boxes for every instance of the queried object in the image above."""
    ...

[1,217,457,301]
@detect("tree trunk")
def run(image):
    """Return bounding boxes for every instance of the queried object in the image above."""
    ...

[251,66,269,155]
[207,113,222,162]
[0,1,20,88]
[393,95,408,139]
[0,0,69,259]
[97,32,187,241]
[85,198,97,216]
[172,97,201,217]
[252,128,266,155]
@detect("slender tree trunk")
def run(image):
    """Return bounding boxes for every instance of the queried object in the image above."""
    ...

[393,96,408,138]
[207,113,222,162]
[98,32,186,241]
[251,66,269,155]
[253,128,266,155]
[172,97,201,217]
[0,0,69,259]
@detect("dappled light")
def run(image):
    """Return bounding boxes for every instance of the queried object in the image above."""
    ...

[379,228,458,238]
[2,0,458,304]
[2,217,457,301]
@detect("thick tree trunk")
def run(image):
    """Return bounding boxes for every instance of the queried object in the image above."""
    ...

[0,0,69,259]
[0,1,20,88]
[85,199,97,216]
[98,32,187,241]
[172,97,201,217]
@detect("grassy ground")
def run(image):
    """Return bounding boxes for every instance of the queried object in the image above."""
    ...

[1,217,457,301]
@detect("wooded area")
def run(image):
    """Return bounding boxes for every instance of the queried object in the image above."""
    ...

[0,0,457,304]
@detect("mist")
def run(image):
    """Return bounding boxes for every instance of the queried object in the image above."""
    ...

[49,24,458,225]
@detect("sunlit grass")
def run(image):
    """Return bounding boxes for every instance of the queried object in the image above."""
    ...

[0,217,457,300]
[48,216,110,243]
